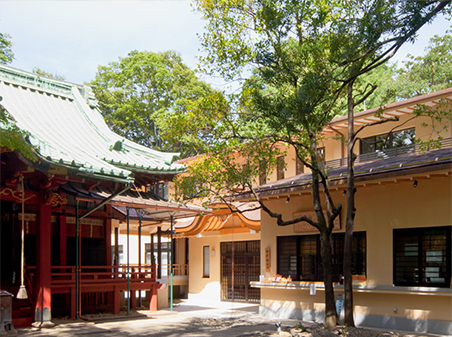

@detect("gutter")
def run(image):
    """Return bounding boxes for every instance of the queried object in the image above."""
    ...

[16,151,134,184]
[239,157,451,199]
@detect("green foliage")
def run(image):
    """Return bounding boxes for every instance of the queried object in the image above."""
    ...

[184,0,452,222]
[0,32,14,64]
[335,29,452,114]
[336,64,398,115]
[413,98,452,151]
[0,106,37,160]
[186,1,451,329]
[91,50,224,157]
[174,139,284,205]
[395,29,452,99]
[0,31,36,159]
[33,67,65,81]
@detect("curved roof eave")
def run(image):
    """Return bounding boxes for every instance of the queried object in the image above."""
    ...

[0,64,184,180]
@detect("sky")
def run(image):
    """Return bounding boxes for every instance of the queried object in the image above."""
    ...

[0,1,451,91]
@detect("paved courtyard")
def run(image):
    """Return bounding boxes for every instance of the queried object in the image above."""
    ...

[14,300,447,337]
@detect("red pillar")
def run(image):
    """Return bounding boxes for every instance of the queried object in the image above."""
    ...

[130,291,136,309]
[149,265,158,311]
[32,198,54,327]
[105,207,112,265]
[113,287,120,315]
[149,286,158,311]
[70,286,76,319]
[60,215,67,266]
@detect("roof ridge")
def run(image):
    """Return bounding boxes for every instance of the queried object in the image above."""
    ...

[0,64,74,96]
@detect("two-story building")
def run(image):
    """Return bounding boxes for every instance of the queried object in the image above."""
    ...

[249,88,452,335]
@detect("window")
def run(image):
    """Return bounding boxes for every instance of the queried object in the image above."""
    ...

[203,246,210,278]
[111,245,123,265]
[277,232,366,282]
[317,147,325,163]
[145,242,171,276]
[276,156,285,180]
[296,157,304,175]
[360,128,415,155]
[394,226,451,287]
[149,182,169,200]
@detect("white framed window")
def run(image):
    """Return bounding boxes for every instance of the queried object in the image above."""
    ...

[203,246,210,278]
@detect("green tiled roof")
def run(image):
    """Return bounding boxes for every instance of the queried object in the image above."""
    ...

[0,65,185,182]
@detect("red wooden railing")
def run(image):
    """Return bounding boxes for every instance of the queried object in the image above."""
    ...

[26,264,157,289]
[25,264,161,316]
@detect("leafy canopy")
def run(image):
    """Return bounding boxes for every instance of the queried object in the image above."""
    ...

[0,31,37,159]
[395,29,452,98]
[180,1,451,328]
[33,67,65,81]
[91,50,225,158]
[0,32,13,64]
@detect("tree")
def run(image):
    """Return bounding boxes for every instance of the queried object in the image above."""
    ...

[326,1,451,326]
[91,50,225,157]
[33,67,65,81]
[338,29,452,115]
[0,110,37,160]
[187,0,357,329]
[0,32,14,64]
[0,32,36,159]
[183,0,451,329]
[336,63,397,115]
[394,29,452,99]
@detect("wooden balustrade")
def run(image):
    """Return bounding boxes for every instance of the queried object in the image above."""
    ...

[161,264,189,277]
[26,264,157,288]
[24,263,185,316]
[25,264,161,316]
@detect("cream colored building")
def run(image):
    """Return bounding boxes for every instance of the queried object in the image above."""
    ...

[250,88,452,334]
[117,88,451,334]
[175,203,261,305]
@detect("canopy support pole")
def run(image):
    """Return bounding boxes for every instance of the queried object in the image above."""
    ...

[127,207,130,316]
[170,214,174,312]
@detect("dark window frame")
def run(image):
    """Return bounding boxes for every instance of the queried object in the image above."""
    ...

[277,232,366,282]
[317,147,325,163]
[111,245,124,265]
[296,157,304,175]
[149,182,169,200]
[360,128,415,155]
[393,226,451,288]
[276,156,285,180]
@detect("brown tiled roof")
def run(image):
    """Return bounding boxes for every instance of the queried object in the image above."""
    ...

[256,148,452,196]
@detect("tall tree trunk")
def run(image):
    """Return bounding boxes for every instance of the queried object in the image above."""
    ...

[320,230,337,328]
[344,81,356,327]
[310,135,337,329]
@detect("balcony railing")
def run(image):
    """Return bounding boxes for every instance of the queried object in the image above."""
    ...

[324,137,452,170]
[161,264,189,277]
[27,264,157,289]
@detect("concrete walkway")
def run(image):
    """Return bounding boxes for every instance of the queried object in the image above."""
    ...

[15,300,280,337]
[14,300,448,337]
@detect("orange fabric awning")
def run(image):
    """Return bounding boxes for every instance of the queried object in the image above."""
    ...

[175,202,260,236]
